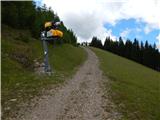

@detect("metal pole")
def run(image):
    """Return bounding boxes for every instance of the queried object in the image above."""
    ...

[41,32,52,74]
[42,39,51,73]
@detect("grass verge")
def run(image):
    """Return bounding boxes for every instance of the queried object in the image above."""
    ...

[1,25,86,119]
[91,47,160,120]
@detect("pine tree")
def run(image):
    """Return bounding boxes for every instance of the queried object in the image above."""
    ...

[104,37,111,51]
[90,37,103,49]
[125,40,132,59]
[118,37,125,56]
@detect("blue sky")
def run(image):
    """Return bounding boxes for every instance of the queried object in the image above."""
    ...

[104,18,160,45]
[35,0,160,49]
[34,0,42,6]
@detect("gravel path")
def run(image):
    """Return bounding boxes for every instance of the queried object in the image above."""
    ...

[20,47,118,120]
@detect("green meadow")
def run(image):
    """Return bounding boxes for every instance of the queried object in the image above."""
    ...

[92,47,160,120]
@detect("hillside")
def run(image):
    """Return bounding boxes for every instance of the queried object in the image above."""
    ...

[1,25,86,119]
[91,47,160,120]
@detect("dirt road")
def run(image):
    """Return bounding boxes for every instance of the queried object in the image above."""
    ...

[19,48,118,120]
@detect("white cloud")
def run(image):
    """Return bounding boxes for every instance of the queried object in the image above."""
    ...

[103,29,117,42]
[135,28,142,32]
[144,26,151,34]
[156,33,160,49]
[144,24,158,34]
[156,34,160,41]
[120,28,131,39]
[41,0,160,43]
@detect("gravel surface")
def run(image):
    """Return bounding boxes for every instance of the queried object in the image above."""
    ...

[15,47,120,120]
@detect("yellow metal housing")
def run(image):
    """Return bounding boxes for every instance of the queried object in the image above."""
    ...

[44,22,52,28]
[50,29,63,37]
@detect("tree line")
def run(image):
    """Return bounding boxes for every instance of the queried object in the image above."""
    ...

[1,1,77,45]
[90,36,160,71]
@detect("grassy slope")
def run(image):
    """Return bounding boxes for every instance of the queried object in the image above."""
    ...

[91,47,160,120]
[1,25,86,119]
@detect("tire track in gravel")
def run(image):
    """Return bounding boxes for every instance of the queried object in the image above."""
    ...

[19,47,119,120]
